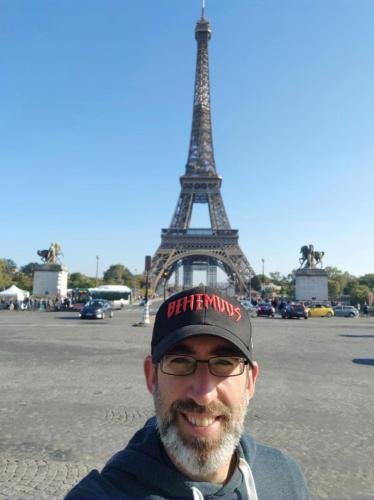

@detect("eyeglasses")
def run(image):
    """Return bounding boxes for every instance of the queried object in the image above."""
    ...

[160,354,249,377]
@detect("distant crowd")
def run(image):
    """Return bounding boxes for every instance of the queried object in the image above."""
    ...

[0,296,73,312]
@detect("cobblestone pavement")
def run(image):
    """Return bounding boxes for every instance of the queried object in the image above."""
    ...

[0,307,373,499]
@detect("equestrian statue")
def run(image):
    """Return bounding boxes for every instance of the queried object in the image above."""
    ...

[37,243,63,264]
[299,244,325,269]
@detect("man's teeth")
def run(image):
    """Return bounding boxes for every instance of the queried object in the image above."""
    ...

[186,414,216,427]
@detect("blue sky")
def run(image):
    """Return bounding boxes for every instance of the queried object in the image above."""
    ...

[1,0,373,279]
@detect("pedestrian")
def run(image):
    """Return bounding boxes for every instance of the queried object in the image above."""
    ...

[65,286,310,499]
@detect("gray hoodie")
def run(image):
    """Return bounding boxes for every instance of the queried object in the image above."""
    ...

[64,417,310,499]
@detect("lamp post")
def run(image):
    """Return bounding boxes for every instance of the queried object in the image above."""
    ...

[95,256,99,286]
[261,258,265,294]
[162,270,169,301]
[142,255,151,325]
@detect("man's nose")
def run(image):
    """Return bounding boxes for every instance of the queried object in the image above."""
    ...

[185,362,219,406]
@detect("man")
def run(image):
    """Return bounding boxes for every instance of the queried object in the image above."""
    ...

[65,286,310,499]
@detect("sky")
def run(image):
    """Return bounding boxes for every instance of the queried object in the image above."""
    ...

[1,0,373,281]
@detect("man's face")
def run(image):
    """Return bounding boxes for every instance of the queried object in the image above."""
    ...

[144,335,259,479]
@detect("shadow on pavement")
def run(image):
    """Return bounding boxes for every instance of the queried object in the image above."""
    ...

[352,358,374,366]
[339,334,374,338]
[55,316,81,321]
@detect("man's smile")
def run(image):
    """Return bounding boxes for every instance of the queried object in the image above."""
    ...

[182,412,219,427]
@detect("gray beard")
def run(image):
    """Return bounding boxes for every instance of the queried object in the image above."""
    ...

[154,387,249,478]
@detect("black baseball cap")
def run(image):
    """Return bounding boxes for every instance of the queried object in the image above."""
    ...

[151,286,254,364]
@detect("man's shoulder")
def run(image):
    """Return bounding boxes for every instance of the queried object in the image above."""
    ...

[240,431,302,468]
[240,433,310,499]
[64,419,163,499]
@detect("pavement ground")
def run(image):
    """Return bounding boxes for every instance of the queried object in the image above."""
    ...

[0,306,373,499]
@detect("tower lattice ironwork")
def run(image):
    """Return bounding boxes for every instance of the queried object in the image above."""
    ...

[149,6,254,293]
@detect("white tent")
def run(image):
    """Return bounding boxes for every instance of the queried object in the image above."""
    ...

[0,285,30,301]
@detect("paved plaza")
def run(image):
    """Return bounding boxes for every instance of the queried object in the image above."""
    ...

[0,306,373,499]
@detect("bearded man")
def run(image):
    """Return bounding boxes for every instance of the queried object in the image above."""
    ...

[65,286,310,499]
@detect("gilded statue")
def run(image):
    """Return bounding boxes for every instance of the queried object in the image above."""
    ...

[37,243,63,264]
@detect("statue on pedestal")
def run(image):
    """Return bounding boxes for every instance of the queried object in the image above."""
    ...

[34,243,67,298]
[299,244,325,269]
[37,243,63,264]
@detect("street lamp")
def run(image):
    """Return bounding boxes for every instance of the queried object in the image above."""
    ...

[249,273,253,301]
[142,255,152,325]
[95,256,99,286]
[162,270,169,301]
[261,258,265,292]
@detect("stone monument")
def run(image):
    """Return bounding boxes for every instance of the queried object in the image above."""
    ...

[295,244,328,302]
[33,243,68,299]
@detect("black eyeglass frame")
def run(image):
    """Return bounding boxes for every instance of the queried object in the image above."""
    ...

[159,354,251,377]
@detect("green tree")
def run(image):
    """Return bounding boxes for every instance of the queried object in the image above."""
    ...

[0,258,17,289]
[325,267,356,299]
[348,284,371,306]
[68,273,97,289]
[20,262,40,276]
[328,280,341,298]
[358,274,374,289]
[250,275,262,291]
[13,271,33,291]
[132,273,144,290]
[103,264,133,286]
[269,272,283,283]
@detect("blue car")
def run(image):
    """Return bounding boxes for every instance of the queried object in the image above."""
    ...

[79,299,113,320]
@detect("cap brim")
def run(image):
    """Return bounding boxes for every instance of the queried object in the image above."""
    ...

[152,323,253,364]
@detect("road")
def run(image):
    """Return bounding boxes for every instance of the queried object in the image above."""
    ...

[0,306,373,499]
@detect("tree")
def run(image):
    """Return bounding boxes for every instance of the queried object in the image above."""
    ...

[20,262,40,276]
[13,271,32,291]
[325,267,356,299]
[269,272,283,283]
[358,274,374,289]
[250,275,262,291]
[68,273,97,289]
[0,258,17,289]
[348,284,371,306]
[103,264,133,286]
[328,280,341,298]
[3,259,17,273]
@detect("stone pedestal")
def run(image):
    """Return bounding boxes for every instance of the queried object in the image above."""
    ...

[33,264,68,299]
[295,268,328,302]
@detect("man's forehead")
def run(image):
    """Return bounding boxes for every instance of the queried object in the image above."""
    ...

[167,335,241,355]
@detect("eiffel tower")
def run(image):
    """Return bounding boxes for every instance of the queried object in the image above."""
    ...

[150,4,254,293]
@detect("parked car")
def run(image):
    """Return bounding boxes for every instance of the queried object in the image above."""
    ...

[79,299,113,319]
[282,303,309,319]
[333,305,359,318]
[257,303,275,317]
[308,304,334,318]
[240,300,257,317]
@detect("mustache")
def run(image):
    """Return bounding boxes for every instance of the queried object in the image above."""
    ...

[169,398,232,420]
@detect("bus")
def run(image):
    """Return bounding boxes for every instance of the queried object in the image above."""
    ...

[89,285,132,309]
[70,285,132,310]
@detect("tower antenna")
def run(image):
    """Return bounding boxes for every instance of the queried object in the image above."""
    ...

[202,0,206,19]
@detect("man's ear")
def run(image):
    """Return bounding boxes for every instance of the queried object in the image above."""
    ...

[247,361,259,399]
[144,355,156,394]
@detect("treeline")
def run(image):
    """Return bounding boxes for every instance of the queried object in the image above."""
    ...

[0,260,145,292]
[265,268,374,306]
[1,258,373,305]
